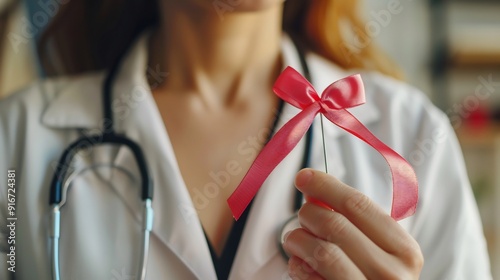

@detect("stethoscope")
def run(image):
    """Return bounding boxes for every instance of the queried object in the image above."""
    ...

[48,34,312,280]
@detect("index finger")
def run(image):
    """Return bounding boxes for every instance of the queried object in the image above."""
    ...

[295,169,415,254]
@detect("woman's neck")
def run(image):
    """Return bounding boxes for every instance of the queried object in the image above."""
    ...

[149,2,284,107]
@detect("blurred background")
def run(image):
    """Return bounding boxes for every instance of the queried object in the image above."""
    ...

[363,1,500,278]
[1,0,499,277]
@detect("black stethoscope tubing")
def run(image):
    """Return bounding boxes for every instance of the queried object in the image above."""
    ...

[291,33,313,212]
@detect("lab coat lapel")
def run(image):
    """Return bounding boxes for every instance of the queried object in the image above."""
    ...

[108,34,218,280]
[228,103,305,280]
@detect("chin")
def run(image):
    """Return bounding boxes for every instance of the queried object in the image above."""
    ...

[184,0,284,13]
[227,0,285,12]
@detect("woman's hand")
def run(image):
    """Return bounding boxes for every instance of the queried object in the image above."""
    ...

[283,169,423,280]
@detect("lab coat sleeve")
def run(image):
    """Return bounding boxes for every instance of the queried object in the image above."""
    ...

[406,105,492,279]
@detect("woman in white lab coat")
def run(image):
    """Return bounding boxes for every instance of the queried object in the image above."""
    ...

[0,0,492,279]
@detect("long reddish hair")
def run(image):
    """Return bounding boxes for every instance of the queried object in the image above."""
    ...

[38,0,402,79]
[0,1,20,79]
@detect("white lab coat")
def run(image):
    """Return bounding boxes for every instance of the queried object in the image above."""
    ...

[0,33,492,280]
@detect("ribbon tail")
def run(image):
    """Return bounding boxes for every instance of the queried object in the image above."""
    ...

[322,108,418,220]
[228,103,321,220]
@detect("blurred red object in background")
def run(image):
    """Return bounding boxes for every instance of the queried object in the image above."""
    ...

[465,105,490,130]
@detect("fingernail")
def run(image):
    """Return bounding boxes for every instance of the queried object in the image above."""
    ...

[295,169,313,188]
[284,231,292,242]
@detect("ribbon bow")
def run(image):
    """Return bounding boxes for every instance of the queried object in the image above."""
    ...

[227,67,418,221]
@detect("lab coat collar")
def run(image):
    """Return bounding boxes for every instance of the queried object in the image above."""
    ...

[41,72,105,129]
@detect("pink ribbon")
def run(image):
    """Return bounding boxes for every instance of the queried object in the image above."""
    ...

[227,67,418,221]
